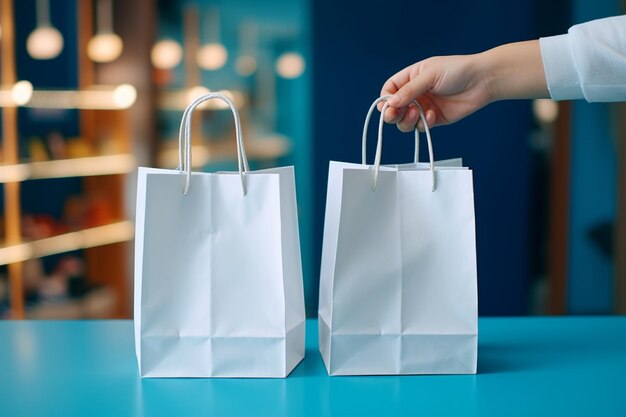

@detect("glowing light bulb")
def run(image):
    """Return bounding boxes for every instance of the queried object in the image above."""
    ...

[113,84,137,109]
[196,43,228,70]
[87,33,123,63]
[151,39,183,70]
[11,81,33,106]
[533,99,559,123]
[187,86,211,102]
[27,26,64,59]
[275,52,305,79]
[235,55,257,77]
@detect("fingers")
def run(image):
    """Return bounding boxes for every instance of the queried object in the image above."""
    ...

[379,63,434,128]
[395,106,439,132]
[378,66,413,116]
[380,66,412,98]
[382,106,406,124]
[387,74,433,109]
[396,105,420,132]
[416,109,438,131]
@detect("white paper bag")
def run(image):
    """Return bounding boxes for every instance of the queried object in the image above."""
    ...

[134,93,305,378]
[318,96,478,375]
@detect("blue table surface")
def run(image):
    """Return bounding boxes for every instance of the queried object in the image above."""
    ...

[1,318,625,417]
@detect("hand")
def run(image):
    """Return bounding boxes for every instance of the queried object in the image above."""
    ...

[380,54,491,131]
[380,40,548,131]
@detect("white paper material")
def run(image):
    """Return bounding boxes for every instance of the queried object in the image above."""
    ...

[134,166,305,378]
[319,161,478,375]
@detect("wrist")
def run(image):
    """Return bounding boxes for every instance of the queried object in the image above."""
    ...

[471,50,501,104]
[480,40,549,101]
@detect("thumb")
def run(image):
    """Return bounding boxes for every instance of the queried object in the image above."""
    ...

[387,74,433,108]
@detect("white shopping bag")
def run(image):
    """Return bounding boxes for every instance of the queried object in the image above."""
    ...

[134,93,305,378]
[318,96,478,375]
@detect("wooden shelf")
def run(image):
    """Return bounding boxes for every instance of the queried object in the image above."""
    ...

[0,84,137,110]
[26,85,137,110]
[0,154,137,183]
[0,220,134,265]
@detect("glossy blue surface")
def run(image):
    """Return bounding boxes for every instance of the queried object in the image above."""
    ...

[1,318,625,417]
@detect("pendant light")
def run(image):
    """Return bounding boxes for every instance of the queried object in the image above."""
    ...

[196,9,227,71]
[87,0,123,63]
[27,0,64,60]
[235,23,257,77]
[276,52,305,79]
[151,39,183,70]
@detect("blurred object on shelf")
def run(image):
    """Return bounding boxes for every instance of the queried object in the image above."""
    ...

[22,214,63,239]
[23,258,46,300]
[152,67,174,87]
[97,135,123,155]
[84,195,115,227]
[38,269,67,302]
[46,132,67,159]
[8,251,117,319]
[63,194,115,230]
[65,137,95,158]
[26,286,116,319]
[63,196,90,231]
[28,137,49,162]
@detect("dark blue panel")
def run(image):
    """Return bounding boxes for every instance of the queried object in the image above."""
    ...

[566,0,620,314]
[312,0,537,315]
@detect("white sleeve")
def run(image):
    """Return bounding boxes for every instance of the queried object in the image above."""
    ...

[539,15,626,102]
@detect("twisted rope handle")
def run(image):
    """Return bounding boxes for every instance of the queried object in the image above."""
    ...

[177,92,249,195]
[362,95,420,165]
[365,95,436,192]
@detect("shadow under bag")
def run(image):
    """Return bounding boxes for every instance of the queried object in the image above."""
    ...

[134,93,305,378]
[318,96,478,376]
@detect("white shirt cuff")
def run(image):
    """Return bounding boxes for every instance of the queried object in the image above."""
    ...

[540,34,584,101]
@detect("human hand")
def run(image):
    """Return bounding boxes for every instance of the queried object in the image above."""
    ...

[379,54,492,131]
[380,40,548,131]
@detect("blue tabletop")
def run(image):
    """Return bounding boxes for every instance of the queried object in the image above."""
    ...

[1,318,625,417]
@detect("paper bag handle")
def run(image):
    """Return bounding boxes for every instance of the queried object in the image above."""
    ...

[362,95,436,192]
[177,92,250,196]
[361,96,420,165]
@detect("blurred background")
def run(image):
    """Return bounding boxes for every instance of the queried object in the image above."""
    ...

[0,0,623,320]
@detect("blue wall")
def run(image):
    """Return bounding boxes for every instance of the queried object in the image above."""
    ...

[312,0,537,315]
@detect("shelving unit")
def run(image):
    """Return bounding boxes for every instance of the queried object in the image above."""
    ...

[0,154,136,182]
[0,0,137,319]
